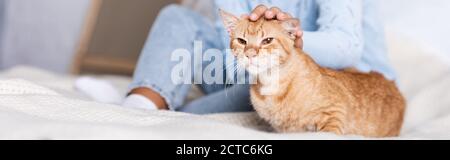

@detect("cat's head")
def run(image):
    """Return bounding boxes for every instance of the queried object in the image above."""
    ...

[220,9,298,75]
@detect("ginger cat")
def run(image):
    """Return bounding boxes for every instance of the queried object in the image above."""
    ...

[220,10,406,137]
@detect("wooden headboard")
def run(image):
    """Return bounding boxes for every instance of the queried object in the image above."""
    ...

[71,0,180,75]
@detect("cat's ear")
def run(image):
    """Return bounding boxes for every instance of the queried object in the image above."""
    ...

[280,19,300,39]
[219,9,239,35]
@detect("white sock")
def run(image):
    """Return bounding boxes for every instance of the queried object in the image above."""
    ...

[75,76,123,104]
[122,94,158,110]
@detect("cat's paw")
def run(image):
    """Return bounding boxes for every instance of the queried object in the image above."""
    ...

[304,124,318,132]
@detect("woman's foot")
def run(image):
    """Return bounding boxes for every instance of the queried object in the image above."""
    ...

[128,88,169,110]
[122,94,158,110]
[75,76,123,104]
[75,77,164,110]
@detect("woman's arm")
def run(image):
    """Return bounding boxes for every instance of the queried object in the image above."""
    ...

[303,0,364,69]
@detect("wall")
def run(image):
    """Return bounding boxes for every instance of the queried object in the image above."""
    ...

[0,0,90,73]
[86,0,176,64]
[0,0,4,63]
[79,0,176,75]
[379,0,450,62]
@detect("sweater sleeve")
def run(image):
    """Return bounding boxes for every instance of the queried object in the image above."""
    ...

[302,0,364,69]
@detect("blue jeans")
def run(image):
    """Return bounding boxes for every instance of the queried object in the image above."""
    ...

[129,5,253,114]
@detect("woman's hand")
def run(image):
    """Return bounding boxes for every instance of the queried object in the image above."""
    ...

[242,5,304,49]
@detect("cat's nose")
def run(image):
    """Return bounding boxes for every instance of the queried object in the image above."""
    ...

[246,53,257,58]
[245,49,258,58]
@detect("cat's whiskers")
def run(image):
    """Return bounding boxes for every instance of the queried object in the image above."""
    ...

[224,61,239,97]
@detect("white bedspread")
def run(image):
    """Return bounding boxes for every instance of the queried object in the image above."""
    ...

[1,30,450,140]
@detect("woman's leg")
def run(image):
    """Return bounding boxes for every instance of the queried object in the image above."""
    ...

[177,50,254,114]
[129,4,222,110]
[178,84,254,114]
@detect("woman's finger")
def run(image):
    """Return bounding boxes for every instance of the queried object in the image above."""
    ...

[277,12,293,21]
[296,30,303,37]
[295,25,303,48]
[295,29,303,38]
[266,7,281,19]
[250,5,268,21]
[295,37,304,49]
[288,18,301,28]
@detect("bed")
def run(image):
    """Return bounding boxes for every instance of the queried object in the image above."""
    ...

[1,0,450,139]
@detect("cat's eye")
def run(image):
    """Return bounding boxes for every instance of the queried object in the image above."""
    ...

[261,37,274,45]
[237,38,247,45]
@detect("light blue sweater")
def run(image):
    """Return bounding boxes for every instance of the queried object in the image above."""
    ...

[214,0,396,80]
